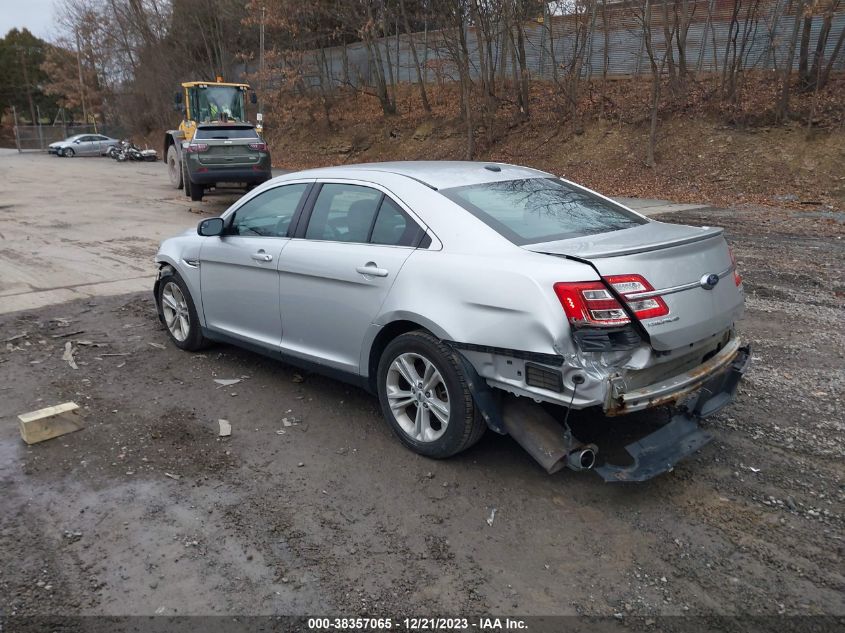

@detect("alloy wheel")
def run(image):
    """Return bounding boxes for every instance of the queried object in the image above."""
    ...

[160,281,190,342]
[385,352,450,443]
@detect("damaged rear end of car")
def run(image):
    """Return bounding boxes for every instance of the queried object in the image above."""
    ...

[441,176,751,481]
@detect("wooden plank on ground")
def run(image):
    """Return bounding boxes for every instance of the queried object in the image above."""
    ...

[18,402,84,445]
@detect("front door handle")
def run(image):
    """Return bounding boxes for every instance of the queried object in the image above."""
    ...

[251,250,273,262]
[356,262,389,278]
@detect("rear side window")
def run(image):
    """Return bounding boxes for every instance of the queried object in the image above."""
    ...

[371,197,424,246]
[194,126,258,140]
[440,178,646,245]
[304,183,426,246]
[305,184,382,243]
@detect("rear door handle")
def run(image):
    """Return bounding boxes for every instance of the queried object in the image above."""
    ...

[251,250,273,262]
[356,263,389,278]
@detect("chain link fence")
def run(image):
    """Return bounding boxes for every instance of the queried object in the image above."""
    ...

[12,124,126,152]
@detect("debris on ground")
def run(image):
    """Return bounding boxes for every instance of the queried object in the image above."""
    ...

[282,416,301,427]
[61,342,78,370]
[292,373,304,383]
[148,342,166,349]
[18,402,83,444]
[214,378,241,387]
[164,472,182,480]
[218,419,232,437]
[4,332,28,343]
[486,508,497,527]
[51,330,85,339]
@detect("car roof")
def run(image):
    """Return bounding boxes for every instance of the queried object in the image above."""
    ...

[284,161,553,190]
[196,122,254,129]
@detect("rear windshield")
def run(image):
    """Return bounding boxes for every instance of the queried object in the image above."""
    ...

[440,178,647,245]
[194,126,258,140]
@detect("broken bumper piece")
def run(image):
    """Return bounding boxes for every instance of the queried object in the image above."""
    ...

[595,345,750,482]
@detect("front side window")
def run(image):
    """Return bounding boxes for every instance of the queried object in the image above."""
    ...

[440,178,647,245]
[229,183,308,237]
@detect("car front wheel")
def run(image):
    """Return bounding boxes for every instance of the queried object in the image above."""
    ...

[62,148,75,157]
[157,269,207,351]
[377,331,485,459]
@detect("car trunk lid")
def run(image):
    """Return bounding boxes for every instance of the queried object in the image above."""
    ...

[527,222,744,351]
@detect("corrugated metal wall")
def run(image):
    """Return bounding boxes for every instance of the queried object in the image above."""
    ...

[259,1,844,90]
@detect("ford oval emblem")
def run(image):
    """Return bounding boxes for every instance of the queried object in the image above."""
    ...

[700,273,720,290]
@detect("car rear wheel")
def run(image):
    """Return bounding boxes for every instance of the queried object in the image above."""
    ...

[62,148,75,157]
[377,331,485,459]
[167,145,183,189]
[157,269,208,351]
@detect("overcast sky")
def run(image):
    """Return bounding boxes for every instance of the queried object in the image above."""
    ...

[1,0,59,40]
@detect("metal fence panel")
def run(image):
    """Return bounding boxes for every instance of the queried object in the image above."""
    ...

[253,1,844,92]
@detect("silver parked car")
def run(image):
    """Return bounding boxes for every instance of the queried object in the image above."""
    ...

[154,162,749,481]
[48,134,120,157]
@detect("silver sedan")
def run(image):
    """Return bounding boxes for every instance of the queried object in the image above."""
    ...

[48,134,120,157]
[154,162,749,481]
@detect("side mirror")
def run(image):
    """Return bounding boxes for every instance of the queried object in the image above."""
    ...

[74,139,81,144]
[250,92,258,104]
[198,217,224,236]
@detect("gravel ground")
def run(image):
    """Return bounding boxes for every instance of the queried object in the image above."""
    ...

[0,202,843,630]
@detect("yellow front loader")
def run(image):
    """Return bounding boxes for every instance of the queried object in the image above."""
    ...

[164,79,261,190]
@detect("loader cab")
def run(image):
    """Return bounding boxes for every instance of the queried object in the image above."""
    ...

[176,81,254,143]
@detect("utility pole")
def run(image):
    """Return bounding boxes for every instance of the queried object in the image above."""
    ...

[259,5,265,112]
[12,105,21,152]
[18,45,37,125]
[36,104,44,150]
[75,30,89,128]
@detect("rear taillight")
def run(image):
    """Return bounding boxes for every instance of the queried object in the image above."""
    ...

[604,274,670,320]
[186,143,208,153]
[248,142,267,151]
[728,246,742,287]
[555,281,629,326]
[554,274,669,328]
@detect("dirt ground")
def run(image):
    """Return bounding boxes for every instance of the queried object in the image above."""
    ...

[0,151,844,629]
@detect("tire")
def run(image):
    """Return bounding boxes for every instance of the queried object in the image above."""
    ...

[182,159,191,197]
[188,177,204,202]
[377,331,486,459]
[156,269,208,351]
[63,148,75,157]
[167,145,183,189]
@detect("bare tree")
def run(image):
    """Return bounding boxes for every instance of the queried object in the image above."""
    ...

[777,0,807,121]
[399,0,431,112]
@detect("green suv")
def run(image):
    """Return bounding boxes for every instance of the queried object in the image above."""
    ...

[182,123,272,202]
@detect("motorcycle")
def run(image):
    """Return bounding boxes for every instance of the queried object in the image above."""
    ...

[108,140,157,162]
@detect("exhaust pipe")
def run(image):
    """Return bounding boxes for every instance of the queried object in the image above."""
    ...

[500,397,597,474]
[566,445,597,471]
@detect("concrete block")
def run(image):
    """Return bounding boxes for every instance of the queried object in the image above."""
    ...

[18,402,84,445]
